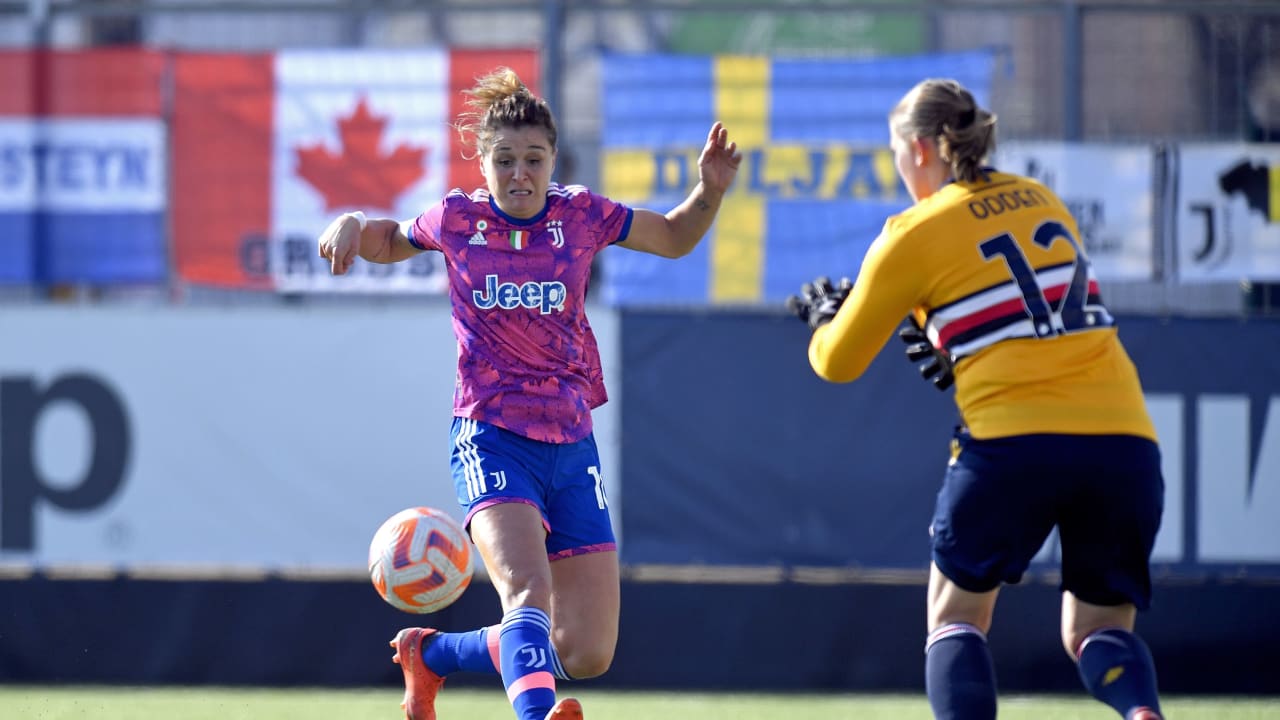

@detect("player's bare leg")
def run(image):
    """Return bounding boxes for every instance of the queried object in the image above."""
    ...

[548,550,620,679]
[472,504,561,720]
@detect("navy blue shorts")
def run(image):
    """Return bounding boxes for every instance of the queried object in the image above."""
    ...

[931,430,1164,609]
[449,417,616,560]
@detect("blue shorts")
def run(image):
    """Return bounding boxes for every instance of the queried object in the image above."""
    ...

[931,430,1164,609]
[449,417,616,560]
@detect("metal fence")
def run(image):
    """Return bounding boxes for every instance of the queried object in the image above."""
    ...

[1,0,1277,314]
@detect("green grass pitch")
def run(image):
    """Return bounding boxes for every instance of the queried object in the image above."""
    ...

[1,686,1277,719]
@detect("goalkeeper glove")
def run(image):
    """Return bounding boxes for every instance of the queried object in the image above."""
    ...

[898,317,955,391]
[787,276,854,330]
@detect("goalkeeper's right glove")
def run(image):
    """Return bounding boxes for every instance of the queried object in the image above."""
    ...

[897,317,955,391]
[786,276,854,331]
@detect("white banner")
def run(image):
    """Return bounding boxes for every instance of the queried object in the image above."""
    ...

[0,305,620,573]
[994,142,1155,281]
[270,49,452,294]
[0,118,166,212]
[1175,143,1280,282]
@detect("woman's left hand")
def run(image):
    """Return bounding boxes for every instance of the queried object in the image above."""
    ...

[697,121,742,196]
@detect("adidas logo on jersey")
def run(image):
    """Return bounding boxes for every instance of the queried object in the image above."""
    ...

[468,231,487,246]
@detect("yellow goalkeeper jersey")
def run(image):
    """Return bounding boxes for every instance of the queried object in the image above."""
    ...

[808,170,1156,441]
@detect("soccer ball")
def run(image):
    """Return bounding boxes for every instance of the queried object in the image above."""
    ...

[368,506,474,614]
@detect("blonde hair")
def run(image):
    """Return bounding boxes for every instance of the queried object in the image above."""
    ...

[890,78,996,183]
[455,67,558,160]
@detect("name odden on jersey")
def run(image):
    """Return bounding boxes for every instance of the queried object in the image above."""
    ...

[473,274,566,315]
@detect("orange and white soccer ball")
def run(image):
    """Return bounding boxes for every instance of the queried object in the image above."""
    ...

[368,506,474,614]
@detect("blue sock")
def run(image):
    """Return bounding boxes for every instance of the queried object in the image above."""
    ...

[422,623,575,680]
[499,607,557,720]
[422,625,500,676]
[925,623,997,720]
[1076,628,1162,718]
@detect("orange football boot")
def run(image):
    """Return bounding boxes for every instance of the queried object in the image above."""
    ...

[545,697,584,720]
[390,627,445,720]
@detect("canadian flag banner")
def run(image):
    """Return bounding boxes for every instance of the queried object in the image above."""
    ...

[172,48,538,292]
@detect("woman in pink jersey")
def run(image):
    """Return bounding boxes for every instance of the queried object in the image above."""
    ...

[318,67,740,720]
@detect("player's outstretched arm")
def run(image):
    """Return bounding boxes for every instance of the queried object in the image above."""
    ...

[799,229,925,384]
[317,211,420,275]
[619,121,742,258]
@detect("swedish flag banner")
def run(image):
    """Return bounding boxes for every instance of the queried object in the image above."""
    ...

[600,50,996,306]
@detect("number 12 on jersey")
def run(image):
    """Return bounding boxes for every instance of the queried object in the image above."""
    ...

[979,220,1113,338]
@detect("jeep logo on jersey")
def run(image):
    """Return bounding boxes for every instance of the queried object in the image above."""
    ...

[473,274,567,314]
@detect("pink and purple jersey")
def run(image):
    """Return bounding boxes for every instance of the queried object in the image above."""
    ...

[407,183,633,444]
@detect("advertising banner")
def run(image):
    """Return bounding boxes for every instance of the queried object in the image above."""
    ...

[1175,143,1280,282]
[171,49,538,293]
[993,142,1156,281]
[599,50,996,306]
[0,306,620,572]
[0,50,168,285]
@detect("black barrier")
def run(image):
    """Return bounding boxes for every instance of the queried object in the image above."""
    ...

[0,575,1276,694]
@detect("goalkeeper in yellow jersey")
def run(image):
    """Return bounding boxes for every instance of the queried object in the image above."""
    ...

[788,79,1165,720]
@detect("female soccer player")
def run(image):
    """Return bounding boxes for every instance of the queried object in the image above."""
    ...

[788,78,1165,720]
[318,67,740,720]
